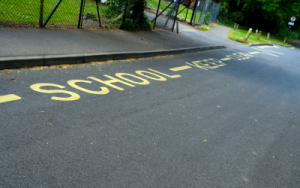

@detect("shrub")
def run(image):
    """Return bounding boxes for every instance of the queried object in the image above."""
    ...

[205,12,211,25]
[120,0,150,31]
[288,31,300,40]
[228,11,244,23]
[218,2,228,20]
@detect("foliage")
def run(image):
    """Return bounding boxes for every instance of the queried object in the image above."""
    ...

[205,12,211,25]
[219,0,300,39]
[106,0,126,18]
[218,2,228,20]
[288,31,300,40]
[228,11,244,23]
[106,0,150,31]
[120,0,150,31]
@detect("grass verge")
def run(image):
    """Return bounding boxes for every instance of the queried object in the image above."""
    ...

[195,23,216,32]
[228,29,290,46]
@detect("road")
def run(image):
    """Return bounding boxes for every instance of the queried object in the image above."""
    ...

[1,44,300,187]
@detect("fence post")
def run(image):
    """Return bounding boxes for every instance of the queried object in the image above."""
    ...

[257,31,261,40]
[243,28,252,42]
[39,0,44,27]
[153,0,161,29]
[284,37,287,44]
[237,24,239,30]
[267,32,270,40]
[190,0,198,25]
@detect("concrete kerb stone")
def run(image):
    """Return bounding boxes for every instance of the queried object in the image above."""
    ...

[135,51,158,58]
[84,53,114,62]
[113,52,138,60]
[171,48,191,55]
[45,55,84,66]
[249,43,273,46]
[0,56,44,69]
[155,50,173,56]
[0,45,226,70]
[267,41,292,48]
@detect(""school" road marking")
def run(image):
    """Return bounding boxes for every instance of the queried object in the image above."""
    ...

[2,51,262,103]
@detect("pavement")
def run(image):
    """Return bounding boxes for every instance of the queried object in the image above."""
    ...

[0,13,245,70]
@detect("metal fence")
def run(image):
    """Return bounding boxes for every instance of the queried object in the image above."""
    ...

[149,0,220,31]
[191,0,220,25]
[148,0,196,31]
[0,0,102,28]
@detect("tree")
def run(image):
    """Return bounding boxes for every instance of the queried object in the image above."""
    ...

[219,0,300,37]
[108,0,151,31]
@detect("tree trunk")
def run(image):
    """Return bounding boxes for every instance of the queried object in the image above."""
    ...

[125,0,133,15]
[111,14,123,22]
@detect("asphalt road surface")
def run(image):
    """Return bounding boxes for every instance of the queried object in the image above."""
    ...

[1,45,300,187]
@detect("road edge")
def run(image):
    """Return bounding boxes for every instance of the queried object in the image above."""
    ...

[0,46,226,70]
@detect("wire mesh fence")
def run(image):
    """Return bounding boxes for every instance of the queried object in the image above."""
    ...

[191,0,220,25]
[0,0,104,28]
[148,0,220,31]
[0,0,220,29]
[147,0,197,31]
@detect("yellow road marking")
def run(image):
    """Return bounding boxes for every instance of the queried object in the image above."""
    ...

[169,65,192,71]
[249,52,260,54]
[148,68,181,78]
[0,94,22,104]
[290,47,295,49]
[115,73,150,85]
[88,75,135,91]
[27,52,256,102]
[67,80,109,94]
[220,58,231,61]
[30,83,80,101]
[260,49,284,55]
[135,70,167,81]
[252,47,279,57]
[186,59,226,70]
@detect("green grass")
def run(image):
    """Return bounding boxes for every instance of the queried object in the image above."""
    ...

[150,22,159,29]
[228,29,290,46]
[200,26,209,31]
[0,0,107,25]
[147,0,196,21]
